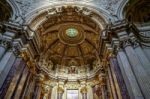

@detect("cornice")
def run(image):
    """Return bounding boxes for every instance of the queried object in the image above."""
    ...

[37,64,102,81]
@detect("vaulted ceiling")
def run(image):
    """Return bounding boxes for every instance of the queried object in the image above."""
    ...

[0,0,12,22]
[3,0,134,80]
[125,0,150,24]
[36,6,101,67]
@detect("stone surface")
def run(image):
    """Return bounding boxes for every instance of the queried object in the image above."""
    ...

[11,0,123,16]
[0,52,16,88]
[117,51,144,99]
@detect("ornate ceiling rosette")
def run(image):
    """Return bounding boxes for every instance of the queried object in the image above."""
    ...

[58,24,85,45]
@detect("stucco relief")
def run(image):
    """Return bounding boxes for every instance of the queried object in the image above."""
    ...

[11,0,123,16]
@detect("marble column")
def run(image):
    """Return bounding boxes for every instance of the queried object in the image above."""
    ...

[21,73,32,99]
[25,76,36,99]
[109,57,129,99]
[117,49,144,99]
[107,65,118,99]
[4,59,26,99]
[33,81,42,99]
[106,76,114,99]
[0,40,9,60]
[0,58,22,98]
[80,86,87,99]
[57,86,64,99]
[33,73,45,99]
[0,46,5,60]
[0,50,16,88]
[82,93,87,99]
[123,39,150,99]
[13,66,30,99]
[42,85,51,99]
[99,73,107,99]
[133,41,150,76]
[48,89,52,99]
[23,74,35,99]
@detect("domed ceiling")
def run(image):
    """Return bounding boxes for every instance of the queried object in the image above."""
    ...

[125,0,150,24]
[6,0,128,80]
[37,6,101,68]
[0,0,12,22]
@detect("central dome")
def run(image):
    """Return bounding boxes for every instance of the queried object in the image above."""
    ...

[28,5,106,80]
[66,28,78,38]
[35,6,105,68]
[58,24,85,45]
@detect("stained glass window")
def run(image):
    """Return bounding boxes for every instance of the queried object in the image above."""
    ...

[66,28,78,38]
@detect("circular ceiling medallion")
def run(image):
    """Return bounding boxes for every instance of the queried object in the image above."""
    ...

[66,28,78,38]
[58,24,85,45]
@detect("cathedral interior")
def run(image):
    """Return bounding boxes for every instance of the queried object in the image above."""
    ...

[0,0,150,99]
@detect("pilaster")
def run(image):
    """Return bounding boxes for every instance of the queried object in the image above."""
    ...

[121,38,150,99]
[99,72,108,99]
[130,36,150,76]
[33,73,45,99]
[80,86,87,99]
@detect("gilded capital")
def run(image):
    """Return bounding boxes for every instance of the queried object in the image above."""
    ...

[35,73,45,84]
[57,86,64,94]
[80,86,87,94]
[99,73,107,86]
[42,85,51,94]
[20,51,29,61]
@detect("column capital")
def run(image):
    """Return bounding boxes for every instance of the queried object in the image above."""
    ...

[0,38,11,48]
[42,84,51,98]
[80,86,87,94]
[42,85,51,93]
[57,86,64,94]
[20,51,29,61]
[130,38,140,48]
[99,73,107,86]
[35,73,45,86]
[120,38,132,48]
[119,37,140,49]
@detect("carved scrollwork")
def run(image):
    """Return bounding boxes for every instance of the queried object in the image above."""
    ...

[130,38,140,48]
[57,86,64,94]
[119,38,131,48]
[38,58,54,71]
[99,72,107,86]
[80,86,88,94]
[0,39,11,48]
[11,44,21,55]
[35,73,45,84]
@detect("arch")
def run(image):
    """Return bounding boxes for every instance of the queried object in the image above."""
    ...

[24,3,112,28]
[7,0,26,23]
[123,0,150,24]
[0,0,13,22]
[116,0,129,20]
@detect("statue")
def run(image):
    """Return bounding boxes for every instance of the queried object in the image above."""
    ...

[38,58,54,71]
